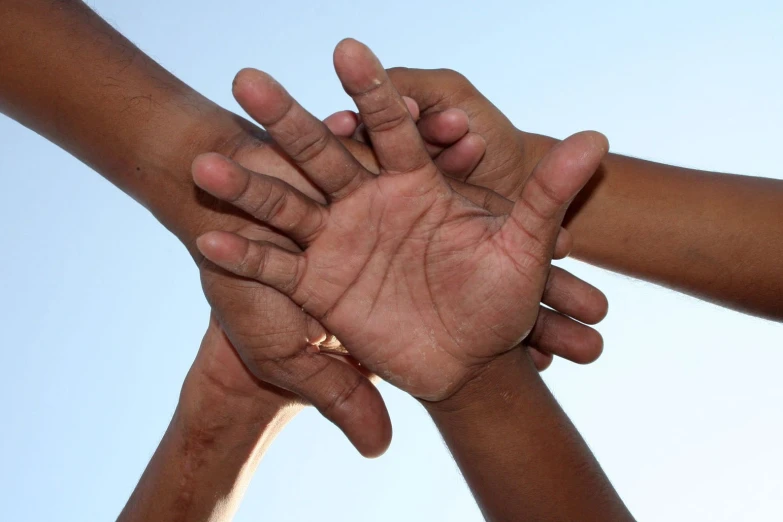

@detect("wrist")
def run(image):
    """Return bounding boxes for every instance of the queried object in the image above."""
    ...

[177,368,301,441]
[421,348,539,418]
[129,98,260,257]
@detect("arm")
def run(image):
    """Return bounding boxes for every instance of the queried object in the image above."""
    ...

[0,0,393,456]
[381,68,783,321]
[424,349,632,522]
[0,0,248,248]
[118,318,301,522]
[562,148,783,321]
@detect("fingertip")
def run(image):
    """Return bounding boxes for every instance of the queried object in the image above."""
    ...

[323,110,360,136]
[418,108,470,145]
[195,231,244,266]
[434,132,487,178]
[589,130,610,154]
[191,152,225,187]
[195,231,221,257]
[576,329,604,365]
[333,37,364,61]
[359,429,392,459]
[572,130,610,159]
[333,38,384,94]
[528,308,605,365]
[232,67,265,97]
[343,384,393,459]
[231,68,289,124]
[587,289,610,325]
[192,153,244,199]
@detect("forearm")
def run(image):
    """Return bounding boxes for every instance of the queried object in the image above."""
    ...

[118,388,298,522]
[0,0,252,250]
[424,349,633,522]
[524,134,783,320]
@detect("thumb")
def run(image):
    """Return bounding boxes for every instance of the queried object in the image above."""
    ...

[503,131,608,266]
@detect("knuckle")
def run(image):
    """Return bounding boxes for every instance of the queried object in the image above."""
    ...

[287,129,331,164]
[321,373,363,420]
[279,256,305,296]
[241,243,267,280]
[530,175,567,218]
[258,183,289,222]
[366,105,410,134]
[438,68,469,86]
[386,66,408,77]
[238,174,273,213]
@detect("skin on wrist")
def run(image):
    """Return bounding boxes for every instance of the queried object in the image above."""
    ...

[118,400,295,522]
[177,370,302,440]
[118,355,301,522]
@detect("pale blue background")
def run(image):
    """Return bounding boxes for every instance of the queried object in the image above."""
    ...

[1,0,782,520]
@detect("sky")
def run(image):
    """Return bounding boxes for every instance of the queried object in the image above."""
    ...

[0,0,781,520]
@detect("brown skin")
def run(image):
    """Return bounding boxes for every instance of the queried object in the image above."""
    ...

[425,349,634,522]
[0,0,610,457]
[194,51,608,402]
[118,317,301,522]
[347,67,783,321]
[199,39,634,521]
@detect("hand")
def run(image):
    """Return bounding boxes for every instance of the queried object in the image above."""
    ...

[191,55,603,456]
[192,143,394,457]
[326,74,607,370]
[193,39,608,402]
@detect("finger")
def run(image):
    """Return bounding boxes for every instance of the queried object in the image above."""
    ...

[224,327,391,457]
[327,96,422,148]
[333,39,434,175]
[196,232,314,307]
[543,266,609,325]
[361,96,422,145]
[323,110,360,137]
[527,307,604,364]
[503,131,608,267]
[193,153,327,247]
[232,68,370,199]
[553,228,573,260]
[528,347,554,372]
[259,350,392,457]
[387,67,470,113]
[351,122,370,145]
[432,132,487,179]
[417,108,470,146]
[402,96,421,121]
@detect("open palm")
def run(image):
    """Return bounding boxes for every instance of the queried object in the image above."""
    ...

[195,39,608,402]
